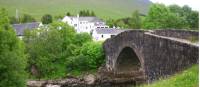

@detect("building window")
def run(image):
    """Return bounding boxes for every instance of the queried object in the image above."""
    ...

[101,35,104,38]
[74,24,77,27]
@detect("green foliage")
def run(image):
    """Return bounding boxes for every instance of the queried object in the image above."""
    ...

[129,10,142,29]
[66,42,104,71]
[66,55,90,71]
[24,21,104,79]
[143,4,199,30]
[66,12,71,16]
[186,10,199,29]
[73,33,92,46]
[54,15,64,20]
[9,14,36,24]
[79,42,104,69]
[106,11,142,29]
[9,16,19,24]
[79,10,96,16]
[24,22,76,79]
[143,4,184,29]
[21,14,36,23]
[106,18,130,29]
[0,8,27,87]
[140,65,198,87]
[41,14,53,24]
[106,19,115,28]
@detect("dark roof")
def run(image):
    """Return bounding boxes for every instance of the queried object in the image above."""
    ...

[69,16,104,22]
[95,28,128,34]
[12,22,40,36]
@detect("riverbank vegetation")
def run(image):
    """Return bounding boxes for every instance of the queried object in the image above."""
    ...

[140,65,198,87]
[0,8,27,87]
[23,22,104,79]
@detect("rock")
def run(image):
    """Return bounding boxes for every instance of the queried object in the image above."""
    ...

[27,80,46,87]
[83,74,96,85]
[46,84,60,87]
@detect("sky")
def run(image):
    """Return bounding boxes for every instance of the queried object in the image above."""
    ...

[150,0,199,11]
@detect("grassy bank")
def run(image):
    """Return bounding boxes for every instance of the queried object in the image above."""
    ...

[140,65,198,87]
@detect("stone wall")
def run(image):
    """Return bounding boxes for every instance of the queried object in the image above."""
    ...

[151,29,199,40]
[143,32,198,81]
[103,30,199,82]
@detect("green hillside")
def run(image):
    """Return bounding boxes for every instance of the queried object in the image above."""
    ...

[0,0,151,20]
[141,65,198,87]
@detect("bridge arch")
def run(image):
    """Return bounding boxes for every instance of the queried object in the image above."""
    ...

[115,47,142,73]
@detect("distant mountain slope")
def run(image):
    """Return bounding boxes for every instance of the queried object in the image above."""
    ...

[0,0,151,20]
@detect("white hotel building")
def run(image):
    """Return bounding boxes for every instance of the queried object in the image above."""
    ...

[62,15,109,34]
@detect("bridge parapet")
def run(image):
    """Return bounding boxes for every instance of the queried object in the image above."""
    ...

[151,29,199,40]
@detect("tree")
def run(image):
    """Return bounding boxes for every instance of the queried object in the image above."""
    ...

[187,11,199,29]
[129,10,141,29]
[21,14,36,23]
[79,42,104,69]
[9,14,35,24]
[86,10,90,16]
[182,5,199,29]
[79,10,96,16]
[41,14,53,24]
[66,42,105,71]
[73,33,92,46]
[91,11,96,16]
[169,4,183,16]
[66,12,71,16]
[143,4,183,29]
[24,22,76,79]
[106,19,115,28]
[168,5,199,29]
[0,8,27,87]
[9,16,20,24]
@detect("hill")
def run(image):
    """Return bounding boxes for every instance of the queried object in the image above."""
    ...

[141,65,198,87]
[0,0,151,20]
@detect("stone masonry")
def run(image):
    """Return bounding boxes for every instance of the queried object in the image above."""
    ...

[103,29,199,82]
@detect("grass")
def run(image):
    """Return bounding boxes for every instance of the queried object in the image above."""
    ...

[140,65,198,87]
[0,0,151,20]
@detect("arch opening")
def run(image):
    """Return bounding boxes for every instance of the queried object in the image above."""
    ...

[116,47,141,73]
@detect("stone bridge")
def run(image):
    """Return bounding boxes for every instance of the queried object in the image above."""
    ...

[103,29,199,82]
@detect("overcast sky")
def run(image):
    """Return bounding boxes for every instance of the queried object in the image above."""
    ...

[150,0,199,11]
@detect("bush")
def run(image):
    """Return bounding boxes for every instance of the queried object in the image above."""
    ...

[66,42,105,73]
[79,42,105,69]
[41,14,53,24]
[0,8,27,87]
[73,33,92,46]
[21,14,36,23]
[24,22,76,79]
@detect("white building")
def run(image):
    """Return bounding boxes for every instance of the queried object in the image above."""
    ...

[92,28,127,41]
[62,15,109,33]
